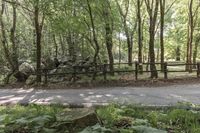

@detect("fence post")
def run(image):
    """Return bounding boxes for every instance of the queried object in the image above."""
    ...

[73,66,77,83]
[197,63,200,78]
[139,63,143,74]
[103,64,107,81]
[44,69,48,84]
[135,61,139,80]
[164,62,168,79]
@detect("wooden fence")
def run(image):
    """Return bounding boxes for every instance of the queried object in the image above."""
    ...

[36,62,200,84]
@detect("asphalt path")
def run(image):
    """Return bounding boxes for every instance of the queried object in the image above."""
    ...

[0,84,200,107]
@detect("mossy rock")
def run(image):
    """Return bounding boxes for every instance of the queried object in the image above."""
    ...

[56,108,101,129]
[26,75,36,85]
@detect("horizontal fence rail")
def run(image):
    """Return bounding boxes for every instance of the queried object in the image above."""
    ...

[31,62,200,84]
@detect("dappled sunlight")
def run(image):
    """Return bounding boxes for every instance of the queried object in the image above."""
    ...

[16,88,34,93]
[105,94,113,97]
[0,95,15,100]
[0,85,200,106]
[88,92,94,95]
[95,95,103,98]
[0,96,25,105]
[80,94,85,97]
[122,92,130,95]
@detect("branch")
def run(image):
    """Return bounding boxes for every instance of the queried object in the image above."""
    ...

[3,0,33,12]
[165,0,177,14]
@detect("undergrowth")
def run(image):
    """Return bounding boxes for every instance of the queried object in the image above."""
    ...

[0,104,200,133]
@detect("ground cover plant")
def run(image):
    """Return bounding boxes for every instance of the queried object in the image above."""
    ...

[0,104,200,133]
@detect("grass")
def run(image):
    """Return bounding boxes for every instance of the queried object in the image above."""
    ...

[1,104,200,133]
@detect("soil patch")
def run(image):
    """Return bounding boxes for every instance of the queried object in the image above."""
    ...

[0,77,200,90]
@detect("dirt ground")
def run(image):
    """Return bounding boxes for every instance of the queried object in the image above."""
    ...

[1,77,200,90]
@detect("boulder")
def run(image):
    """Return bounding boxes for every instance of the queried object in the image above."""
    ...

[19,62,35,75]
[14,71,29,82]
[44,57,56,69]
[26,75,37,85]
[56,108,101,129]
[56,65,73,73]
[8,74,17,84]
[12,62,35,82]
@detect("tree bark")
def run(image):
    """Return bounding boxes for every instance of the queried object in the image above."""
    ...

[67,31,76,63]
[145,0,159,78]
[53,34,58,58]
[34,0,44,82]
[186,0,196,72]
[160,0,165,72]
[193,36,200,68]
[137,0,143,72]
[103,0,114,73]
[176,46,181,61]
[10,1,19,71]
[116,0,133,66]
[86,0,100,79]
[0,1,14,70]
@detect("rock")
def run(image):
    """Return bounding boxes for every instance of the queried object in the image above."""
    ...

[26,75,36,85]
[56,108,101,129]
[16,62,35,82]
[14,71,29,82]
[8,75,17,84]
[57,65,73,73]
[44,57,56,69]
[19,62,35,75]
[54,58,60,68]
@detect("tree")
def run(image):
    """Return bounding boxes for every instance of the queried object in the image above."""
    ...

[186,0,199,72]
[137,0,143,72]
[145,0,159,78]
[160,0,165,71]
[34,0,45,82]
[86,0,100,79]
[102,0,114,73]
[0,0,22,83]
[116,0,135,66]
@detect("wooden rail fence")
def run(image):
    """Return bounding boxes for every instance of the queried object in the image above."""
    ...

[34,62,200,84]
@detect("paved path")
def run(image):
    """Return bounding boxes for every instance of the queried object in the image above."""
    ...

[0,84,200,107]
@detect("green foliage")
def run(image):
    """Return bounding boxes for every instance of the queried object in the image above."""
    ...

[1,103,200,133]
[97,105,200,133]
[80,124,112,133]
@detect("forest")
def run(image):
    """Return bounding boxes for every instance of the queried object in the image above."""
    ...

[0,0,200,84]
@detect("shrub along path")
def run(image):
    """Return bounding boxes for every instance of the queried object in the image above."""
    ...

[0,83,200,107]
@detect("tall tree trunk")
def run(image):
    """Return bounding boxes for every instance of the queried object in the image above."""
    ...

[116,0,133,66]
[0,1,13,84]
[59,34,65,56]
[176,46,181,61]
[160,0,165,72]
[53,34,58,58]
[145,0,159,79]
[67,31,76,62]
[86,0,100,79]
[0,1,14,70]
[193,36,200,68]
[10,2,18,71]
[118,34,122,64]
[103,1,114,73]
[186,0,194,72]
[137,0,143,72]
[105,23,114,73]
[34,0,44,82]
[127,30,133,66]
